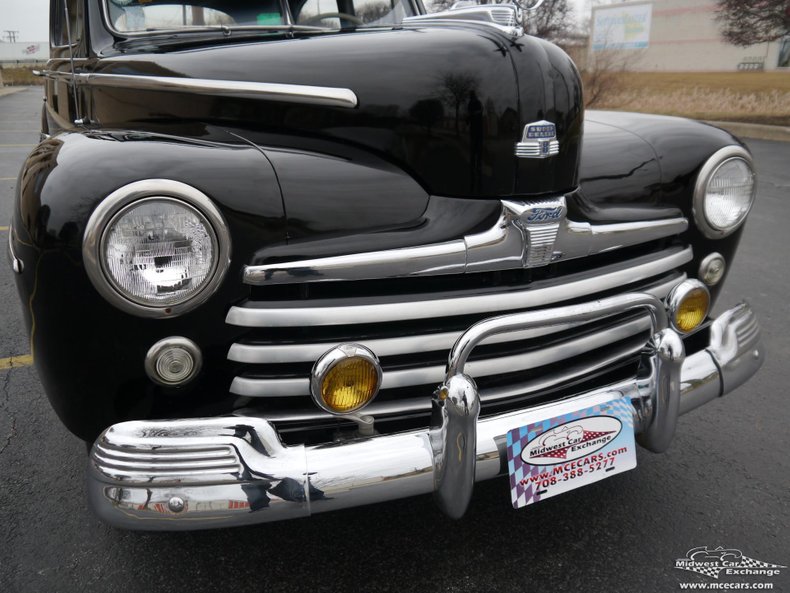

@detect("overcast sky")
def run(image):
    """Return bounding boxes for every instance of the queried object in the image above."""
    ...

[1,0,48,41]
[1,0,594,42]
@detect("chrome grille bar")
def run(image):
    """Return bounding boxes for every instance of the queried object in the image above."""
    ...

[243,336,647,423]
[229,316,651,397]
[228,274,683,364]
[227,246,692,328]
[92,443,242,481]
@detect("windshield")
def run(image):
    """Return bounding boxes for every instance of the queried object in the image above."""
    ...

[104,0,417,33]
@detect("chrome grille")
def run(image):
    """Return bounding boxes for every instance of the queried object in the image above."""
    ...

[489,7,518,27]
[92,442,242,482]
[226,245,692,426]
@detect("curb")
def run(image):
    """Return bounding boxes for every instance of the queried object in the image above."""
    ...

[0,87,29,98]
[705,121,790,143]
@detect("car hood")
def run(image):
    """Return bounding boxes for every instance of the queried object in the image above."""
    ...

[84,25,581,197]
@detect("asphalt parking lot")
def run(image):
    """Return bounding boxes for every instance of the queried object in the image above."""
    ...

[1,87,788,593]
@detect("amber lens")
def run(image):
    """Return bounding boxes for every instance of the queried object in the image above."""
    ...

[674,288,710,333]
[321,357,380,412]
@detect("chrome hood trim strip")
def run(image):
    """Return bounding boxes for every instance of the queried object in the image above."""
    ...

[227,246,693,328]
[41,71,358,109]
[243,197,688,285]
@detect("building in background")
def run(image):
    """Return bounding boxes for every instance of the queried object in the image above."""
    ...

[0,41,49,67]
[590,0,788,71]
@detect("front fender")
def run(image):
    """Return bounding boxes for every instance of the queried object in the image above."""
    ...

[11,130,285,441]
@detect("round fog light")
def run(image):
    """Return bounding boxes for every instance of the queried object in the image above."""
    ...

[667,280,711,334]
[145,337,202,386]
[699,253,726,286]
[311,344,382,415]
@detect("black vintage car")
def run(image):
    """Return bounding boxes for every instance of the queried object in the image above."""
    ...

[9,0,763,529]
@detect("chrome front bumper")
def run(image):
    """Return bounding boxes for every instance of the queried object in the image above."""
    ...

[87,298,763,530]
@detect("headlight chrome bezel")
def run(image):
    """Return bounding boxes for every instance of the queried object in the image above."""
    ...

[693,145,756,240]
[83,179,231,318]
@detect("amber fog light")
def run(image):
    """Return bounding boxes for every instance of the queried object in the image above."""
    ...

[667,280,710,334]
[311,344,382,414]
[145,337,202,386]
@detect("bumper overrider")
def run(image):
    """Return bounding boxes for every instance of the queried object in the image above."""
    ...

[87,294,763,530]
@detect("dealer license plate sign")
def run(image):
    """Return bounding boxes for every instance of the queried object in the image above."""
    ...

[506,398,637,508]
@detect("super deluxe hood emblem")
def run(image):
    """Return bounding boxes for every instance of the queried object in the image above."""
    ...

[516,120,560,159]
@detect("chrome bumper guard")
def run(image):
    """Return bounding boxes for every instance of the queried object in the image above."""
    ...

[88,297,763,530]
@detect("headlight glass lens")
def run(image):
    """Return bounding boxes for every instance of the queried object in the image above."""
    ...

[704,158,754,231]
[103,198,217,307]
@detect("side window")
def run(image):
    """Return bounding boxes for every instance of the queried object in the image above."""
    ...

[294,0,410,27]
[106,4,242,33]
[296,0,341,27]
[51,0,83,47]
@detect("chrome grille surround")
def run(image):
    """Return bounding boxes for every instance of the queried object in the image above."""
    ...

[242,197,688,286]
[226,243,694,425]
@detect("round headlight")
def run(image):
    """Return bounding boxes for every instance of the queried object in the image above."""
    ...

[694,146,756,239]
[83,180,230,317]
[103,198,216,306]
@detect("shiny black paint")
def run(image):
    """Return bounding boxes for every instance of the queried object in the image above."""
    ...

[83,27,524,197]
[13,131,285,440]
[510,35,584,195]
[60,1,587,197]
[12,112,746,441]
[13,2,752,440]
[251,196,501,265]
[258,145,429,241]
[577,111,750,301]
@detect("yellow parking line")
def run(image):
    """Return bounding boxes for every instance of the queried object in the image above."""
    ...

[0,144,35,148]
[0,226,9,232]
[0,355,34,371]
[0,177,16,181]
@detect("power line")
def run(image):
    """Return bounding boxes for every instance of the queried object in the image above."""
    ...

[3,30,20,43]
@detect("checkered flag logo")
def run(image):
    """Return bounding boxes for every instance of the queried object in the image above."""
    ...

[738,556,786,569]
[674,547,787,579]
[532,429,616,460]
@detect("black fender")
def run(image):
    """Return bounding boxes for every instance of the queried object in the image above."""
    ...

[11,130,284,441]
[576,111,753,302]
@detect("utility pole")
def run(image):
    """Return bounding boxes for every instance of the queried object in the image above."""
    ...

[4,30,20,43]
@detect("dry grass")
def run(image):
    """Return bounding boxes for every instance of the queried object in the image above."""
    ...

[593,72,790,126]
[0,67,44,86]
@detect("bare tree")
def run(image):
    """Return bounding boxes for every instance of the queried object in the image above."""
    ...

[428,0,576,42]
[523,0,574,41]
[439,72,480,135]
[409,98,445,134]
[716,0,790,47]
[581,21,646,108]
[582,49,623,107]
